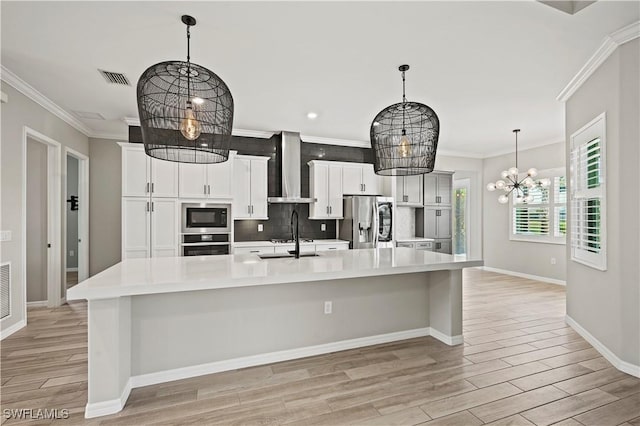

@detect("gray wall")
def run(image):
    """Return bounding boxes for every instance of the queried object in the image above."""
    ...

[26,138,47,302]
[483,142,567,281]
[88,138,122,276]
[66,155,78,269]
[0,82,89,333]
[565,38,640,367]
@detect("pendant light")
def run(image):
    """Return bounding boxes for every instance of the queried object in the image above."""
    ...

[486,129,550,204]
[370,65,440,176]
[136,15,234,163]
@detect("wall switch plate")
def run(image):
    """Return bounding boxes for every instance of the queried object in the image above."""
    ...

[550,257,556,265]
[0,230,11,242]
[69,250,75,257]
[258,224,263,232]
[321,223,326,232]
[324,301,332,314]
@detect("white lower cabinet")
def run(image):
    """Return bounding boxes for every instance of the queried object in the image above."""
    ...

[233,246,274,255]
[122,197,178,259]
[315,243,349,251]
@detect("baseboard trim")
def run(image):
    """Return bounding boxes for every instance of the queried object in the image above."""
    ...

[429,328,464,346]
[565,315,640,378]
[26,301,48,308]
[479,266,566,286]
[66,268,78,272]
[0,319,26,340]
[131,327,434,388]
[84,378,131,418]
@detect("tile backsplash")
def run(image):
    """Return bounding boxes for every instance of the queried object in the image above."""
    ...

[234,204,337,242]
[395,206,416,240]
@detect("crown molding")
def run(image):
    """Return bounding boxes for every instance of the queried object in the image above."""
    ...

[122,117,140,127]
[89,131,129,141]
[300,134,370,148]
[1,65,93,136]
[557,20,640,102]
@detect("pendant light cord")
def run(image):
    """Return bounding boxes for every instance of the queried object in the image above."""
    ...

[186,24,191,100]
[515,129,518,169]
[401,70,407,135]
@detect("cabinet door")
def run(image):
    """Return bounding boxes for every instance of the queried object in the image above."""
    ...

[423,209,438,238]
[423,174,438,204]
[151,199,178,257]
[179,163,208,199]
[328,164,343,218]
[233,246,274,255]
[361,164,380,195]
[435,239,452,254]
[250,159,268,219]
[342,164,363,195]
[436,208,452,238]
[315,243,348,251]
[207,160,232,198]
[309,163,329,218]
[151,158,178,198]
[437,174,453,205]
[404,175,423,204]
[122,147,150,197]
[122,198,150,259]
[233,157,252,219]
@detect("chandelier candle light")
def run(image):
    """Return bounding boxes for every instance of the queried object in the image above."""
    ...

[136,15,234,164]
[486,129,550,204]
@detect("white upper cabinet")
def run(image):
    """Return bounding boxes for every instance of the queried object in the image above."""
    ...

[121,144,178,198]
[309,161,343,219]
[342,163,379,195]
[233,155,269,220]
[178,154,234,199]
[423,172,453,206]
[396,175,423,205]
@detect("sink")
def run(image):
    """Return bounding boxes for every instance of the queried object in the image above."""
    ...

[258,253,320,259]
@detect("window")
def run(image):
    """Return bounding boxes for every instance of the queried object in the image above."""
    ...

[510,168,566,244]
[570,113,606,270]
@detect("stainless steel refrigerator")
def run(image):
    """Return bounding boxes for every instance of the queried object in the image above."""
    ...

[340,196,394,249]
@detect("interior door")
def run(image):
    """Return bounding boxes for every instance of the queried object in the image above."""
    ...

[342,164,362,195]
[207,160,232,198]
[151,199,178,258]
[151,158,178,198]
[179,163,208,199]
[328,164,343,218]
[249,159,268,219]
[233,157,252,219]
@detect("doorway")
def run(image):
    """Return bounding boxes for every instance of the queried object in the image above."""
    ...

[63,148,89,297]
[453,178,470,256]
[22,127,62,310]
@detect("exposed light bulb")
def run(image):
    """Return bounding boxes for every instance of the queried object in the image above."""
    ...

[180,102,201,141]
[398,133,411,158]
[192,97,205,105]
[524,177,534,187]
[501,170,509,179]
[540,178,551,188]
[486,182,496,191]
[527,168,538,178]
[508,167,519,177]
[496,180,506,189]
[498,194,509,204]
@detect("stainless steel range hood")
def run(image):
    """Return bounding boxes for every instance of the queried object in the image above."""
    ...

[267,131,317,203]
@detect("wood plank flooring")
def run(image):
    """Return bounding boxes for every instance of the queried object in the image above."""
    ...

[1,268,639,425]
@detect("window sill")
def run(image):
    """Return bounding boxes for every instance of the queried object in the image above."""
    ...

[509,236,566,245]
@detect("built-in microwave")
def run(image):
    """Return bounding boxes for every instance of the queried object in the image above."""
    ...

[181,203,230,233]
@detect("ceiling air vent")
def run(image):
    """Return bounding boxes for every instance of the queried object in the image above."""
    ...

[98,69,131,86]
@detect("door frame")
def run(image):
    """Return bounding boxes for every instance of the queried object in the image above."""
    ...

[22,127,62,311]
[63,147,89,299]
[453,178,471,257]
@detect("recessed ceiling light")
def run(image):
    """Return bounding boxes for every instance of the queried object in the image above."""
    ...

[192,97,205,105]
[307,112,318,120]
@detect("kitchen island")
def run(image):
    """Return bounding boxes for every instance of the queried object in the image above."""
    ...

[67,248,482,418]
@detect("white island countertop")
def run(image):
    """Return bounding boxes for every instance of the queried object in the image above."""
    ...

[233,239,349,248]
[68,248,483,301]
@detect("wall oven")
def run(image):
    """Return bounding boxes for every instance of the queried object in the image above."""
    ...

[181,203,231,256]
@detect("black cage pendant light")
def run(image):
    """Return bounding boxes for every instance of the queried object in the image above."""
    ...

[136,15,234,163]
[370,65,439,176]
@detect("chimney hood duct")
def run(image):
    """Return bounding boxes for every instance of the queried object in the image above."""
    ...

[267,131,317,203]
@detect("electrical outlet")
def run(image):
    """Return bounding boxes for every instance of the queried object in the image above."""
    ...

[258,224,263,232]
[321,223,326,232]
[324,301,332,314]
[69,250,75,257]
[550,257,556,265]
[0,230,11,242]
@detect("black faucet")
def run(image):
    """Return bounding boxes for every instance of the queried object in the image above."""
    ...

[290,207,300,259]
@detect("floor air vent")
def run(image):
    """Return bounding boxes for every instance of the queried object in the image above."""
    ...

[99,69,131,86]
[1,263,10,319]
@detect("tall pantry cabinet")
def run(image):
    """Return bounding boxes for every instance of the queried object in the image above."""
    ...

[416,171,454,254]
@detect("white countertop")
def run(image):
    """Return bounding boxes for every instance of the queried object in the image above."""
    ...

[68,249,482,301]
[233,239,349,248]
[396,238,436,243]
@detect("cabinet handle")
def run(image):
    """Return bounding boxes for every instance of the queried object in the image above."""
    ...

[403,195,408,202]
[208,185,211,195]
[204,185,207,195]
[329,205,332,214]
[436,210,441,217]
[436,242,441,249]
[251,205,254,214]
[146,201,149,212]
[328,247,337,250]
[151,202,154,212]
[326,206,329,214]
[151,183,155,193]
[146,182,149,193]
[250,250,260,253]
[363,184,366,192]
[248,205,251,214]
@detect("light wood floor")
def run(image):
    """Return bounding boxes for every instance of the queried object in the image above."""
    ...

[1,269,639,425]
[66,271,79,289]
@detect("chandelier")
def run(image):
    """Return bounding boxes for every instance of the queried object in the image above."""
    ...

[370,65,439,176]
[136,15,234,163]
[486,129,550,204]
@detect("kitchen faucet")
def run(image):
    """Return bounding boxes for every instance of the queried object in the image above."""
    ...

[290,207,300,259]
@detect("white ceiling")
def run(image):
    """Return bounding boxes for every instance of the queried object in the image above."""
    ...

[1,1,638,156]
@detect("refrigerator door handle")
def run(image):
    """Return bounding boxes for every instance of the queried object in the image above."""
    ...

[373,201,379,247]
